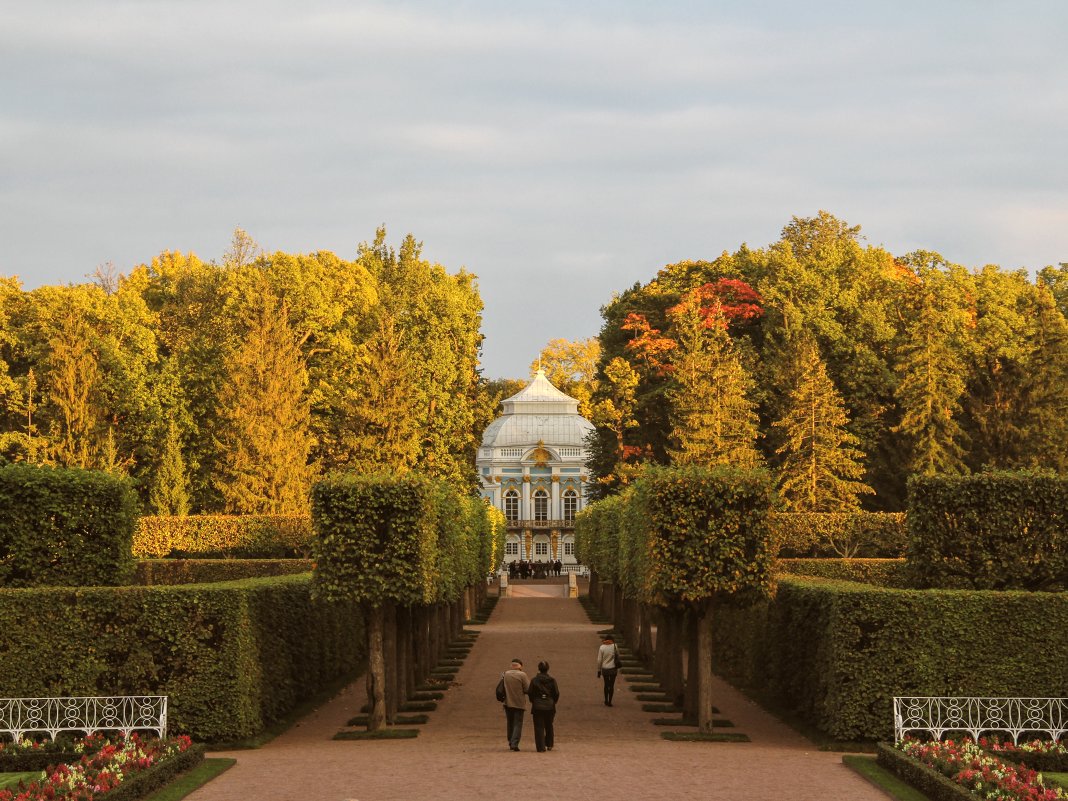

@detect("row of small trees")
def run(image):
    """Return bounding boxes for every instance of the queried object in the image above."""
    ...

[312,473,506,730]
[575,465,775,732]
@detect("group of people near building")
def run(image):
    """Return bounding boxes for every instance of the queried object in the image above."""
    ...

[497,635,622,752]
[507,559,564,579]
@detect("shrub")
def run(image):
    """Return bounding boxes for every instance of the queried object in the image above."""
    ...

[0,464,138,587]
[133,515,313,559]
[769,511,907,558]
[0,574,363,742]
[907,472,1068,591]
[134,559,314,585]
[777,558,909,587]
[710,575,1068,741]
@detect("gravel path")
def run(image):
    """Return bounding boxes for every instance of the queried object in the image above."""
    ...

[189,592,888,801]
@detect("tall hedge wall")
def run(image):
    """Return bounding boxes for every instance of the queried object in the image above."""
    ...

[777,558,909,587]
[0,574,363,741]
[0,464,138,587]
[133,515,313,559]
[769,511,907,558]
[710,574,1068,741]
[907,472,1068,591]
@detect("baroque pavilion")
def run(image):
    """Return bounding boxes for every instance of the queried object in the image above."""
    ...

[477,369,595,566]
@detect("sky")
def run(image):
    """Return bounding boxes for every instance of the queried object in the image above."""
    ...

[2,1,1066,378]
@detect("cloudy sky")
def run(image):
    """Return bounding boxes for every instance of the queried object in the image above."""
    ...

[2,1,1066,377]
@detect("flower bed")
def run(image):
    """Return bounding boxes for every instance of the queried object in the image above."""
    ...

[986,739,1068,773]
[0,734,105,772]
[0,734,204,801]
[877,738,1065,801]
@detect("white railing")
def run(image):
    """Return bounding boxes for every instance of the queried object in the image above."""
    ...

[0,696,168,741]
[893,696,1068,744]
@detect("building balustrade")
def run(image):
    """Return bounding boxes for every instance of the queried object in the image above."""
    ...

[505,518,575,530]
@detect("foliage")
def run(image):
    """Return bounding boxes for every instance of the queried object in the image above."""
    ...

[777,558,909,587]
[986,738,1068,773]
[0,464,137,587]
[768,511,908,558]
[0,574,363,742]
[312,473,492,607]
[876,742,998,801]
[148,420,189,516]
[906,472,1068,591]
[133,559,313,585]
[133,515,314,558]
[531,337,600,418]
[772,338,873,511]
[710,575,1068,741]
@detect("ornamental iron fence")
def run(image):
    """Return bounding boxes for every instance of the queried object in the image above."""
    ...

[0,696,167,742]
[893,696,1068,744]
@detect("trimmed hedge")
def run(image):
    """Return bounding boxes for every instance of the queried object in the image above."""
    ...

[0,574,363,742]
[875,743,976,801]
[134,559,314,585]
[907,472,1068,591]
[710,575,1068,741]
[133,515,313,559]
[777,558,909,587]
[0,464,138,587]
[769,511,907,558]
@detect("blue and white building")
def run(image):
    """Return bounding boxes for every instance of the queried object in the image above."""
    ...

[477,370,595,564]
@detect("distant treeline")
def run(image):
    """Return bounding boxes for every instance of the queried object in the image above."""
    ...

[0,228,487,514]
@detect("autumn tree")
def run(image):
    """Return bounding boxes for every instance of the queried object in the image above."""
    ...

[215,273,316,514]
[531,337,600,417]
[772,338,873,511]
[666,290,761,468]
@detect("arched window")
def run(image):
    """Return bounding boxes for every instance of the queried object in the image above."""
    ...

[562,489,578,523]
[504,489,519,522]
[533,489,548,522]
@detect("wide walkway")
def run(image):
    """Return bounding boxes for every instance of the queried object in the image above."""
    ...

[189,595,889,801]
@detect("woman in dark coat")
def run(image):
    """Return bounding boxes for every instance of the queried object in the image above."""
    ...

[527,661,560,752]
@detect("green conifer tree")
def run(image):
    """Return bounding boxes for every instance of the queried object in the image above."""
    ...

[150,419,190,515]
[772,338,873,511]
[666,293,761,468]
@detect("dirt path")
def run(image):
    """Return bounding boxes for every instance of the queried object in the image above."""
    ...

[189,595,888,801]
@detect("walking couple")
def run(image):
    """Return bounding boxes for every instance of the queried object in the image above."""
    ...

[498,658,560,752]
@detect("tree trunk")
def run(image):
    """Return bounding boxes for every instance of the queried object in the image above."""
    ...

[639,603,654,665]
[398,605,413,701]
[696,601,715,733]
[384,602,398,723]
[589,569,599,602]
[365,603,386,731]
[685,611,699,720]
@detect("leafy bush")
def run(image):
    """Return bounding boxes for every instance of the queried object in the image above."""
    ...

[777,558,909,587]
[133,515,313,559]
[0,464,138,587]
[769,511,907,558]
[711,575,1068,741]
[875,742,982,801]
[907,472,1068,591]
[0,574,363,742]
[134,559,313,585]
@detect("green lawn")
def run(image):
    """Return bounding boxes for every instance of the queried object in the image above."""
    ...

[0,772,44,792]
[1044,772,1068,790]
[142,758,236,801]
[842,755,929,801]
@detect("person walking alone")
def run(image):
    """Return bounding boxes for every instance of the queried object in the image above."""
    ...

[502,658,530,750]
[527,661,560,752]
[596,635,621,706]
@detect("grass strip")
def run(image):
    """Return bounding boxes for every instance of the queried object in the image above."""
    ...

[141,758,236,801]
[411,691,444,701]
[1045,773,1068,789]
[842,755,930,801]
[0,772,44,792]
[660,732,750,743]
[333,729,419,740]
[651,718,733,727]
[636,694,674,702]
[642,703,679,713]
[346,714,429,726]
[629,684,664,693]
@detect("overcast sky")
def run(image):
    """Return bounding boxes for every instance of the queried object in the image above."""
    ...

[2,1,1066,378]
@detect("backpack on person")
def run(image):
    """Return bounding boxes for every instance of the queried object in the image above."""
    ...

[495,674,507,702]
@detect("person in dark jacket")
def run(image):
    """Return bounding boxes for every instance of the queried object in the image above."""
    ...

[527,660,560,752]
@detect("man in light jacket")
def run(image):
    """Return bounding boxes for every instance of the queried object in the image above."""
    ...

[502,658,531,750]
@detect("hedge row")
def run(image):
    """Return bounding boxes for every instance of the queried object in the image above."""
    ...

[0,464,138,587]
[907,472,1068,591]
[312,473,504,606]
[875,743,977,801]
[133,515,314,559]
[134,559,314,585]
[0,574,363,742]
[776,558,908,587]
[710,575,1068,741]
[769,511,907,558]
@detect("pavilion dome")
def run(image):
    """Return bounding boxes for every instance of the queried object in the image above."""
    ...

[480,370,595,449]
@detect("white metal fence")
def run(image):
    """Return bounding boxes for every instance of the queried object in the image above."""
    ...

[0,696,168,741]
[893,696,1068,744]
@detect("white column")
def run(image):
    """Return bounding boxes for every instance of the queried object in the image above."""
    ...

[550,475,560,521]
